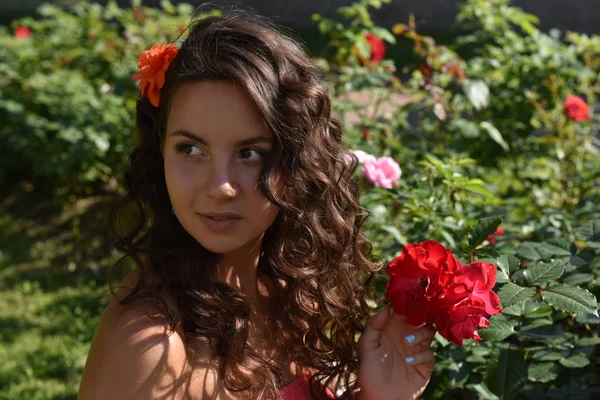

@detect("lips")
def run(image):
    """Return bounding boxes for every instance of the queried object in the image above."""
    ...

[201,215,241,233]
[201,212,242,219]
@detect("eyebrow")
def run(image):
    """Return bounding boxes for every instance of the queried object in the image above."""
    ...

[169,129,273,146]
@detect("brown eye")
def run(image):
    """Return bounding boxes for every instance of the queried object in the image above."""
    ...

[240,148,265,162]
[175,143,203,157]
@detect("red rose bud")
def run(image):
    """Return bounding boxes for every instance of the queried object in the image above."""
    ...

[385,241,503,346]
[487,227,505,245]
[564,95,590,122]
[365,33,386,63]
[15,26,31,39]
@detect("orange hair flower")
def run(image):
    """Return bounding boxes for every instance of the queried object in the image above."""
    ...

[131,41,179,107]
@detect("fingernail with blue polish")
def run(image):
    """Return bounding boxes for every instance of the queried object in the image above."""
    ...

[405,356,415,364]
[405,334,416,344]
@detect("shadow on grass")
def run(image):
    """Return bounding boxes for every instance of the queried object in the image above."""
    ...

[0,180,120,292]
[36,288,110,343]
[0,315,38,344]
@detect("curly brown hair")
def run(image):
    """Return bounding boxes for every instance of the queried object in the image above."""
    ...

[108,8,382,400]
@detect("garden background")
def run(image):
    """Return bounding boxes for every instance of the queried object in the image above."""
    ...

[1,0,599,399]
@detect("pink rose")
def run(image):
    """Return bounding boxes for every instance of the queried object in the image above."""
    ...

[363,156,402,189]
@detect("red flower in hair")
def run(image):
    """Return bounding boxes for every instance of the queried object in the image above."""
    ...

[131,41,179,107]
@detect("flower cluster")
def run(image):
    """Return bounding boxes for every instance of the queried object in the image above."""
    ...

[131,41,179,107]
[349,150,401,189]
[385,241,503,346]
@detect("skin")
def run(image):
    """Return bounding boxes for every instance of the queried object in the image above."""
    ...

[162,80,284,309]
[79,80,436,399]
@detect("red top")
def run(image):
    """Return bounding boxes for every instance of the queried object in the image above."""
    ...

[272,371,358,400]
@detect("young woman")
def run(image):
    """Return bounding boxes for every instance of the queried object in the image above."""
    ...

[79,10,436,400]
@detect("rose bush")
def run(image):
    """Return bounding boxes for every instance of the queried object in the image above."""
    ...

[1,0,599,399]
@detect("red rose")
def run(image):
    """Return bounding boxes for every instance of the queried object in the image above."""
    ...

[487,227,505,245]
[563,95,590,122]
[449,262,502,315]
[15,26,31,39]
[385,241,461,326]
[385,241,503,346]
[365,33,386,63]
[434,296,492,346]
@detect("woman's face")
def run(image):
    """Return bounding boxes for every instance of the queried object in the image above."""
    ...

[162,80,283,255]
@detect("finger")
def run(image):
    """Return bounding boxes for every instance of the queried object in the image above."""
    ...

[404,349,435,366]
[358,306,390,353]
[403,324,436,346]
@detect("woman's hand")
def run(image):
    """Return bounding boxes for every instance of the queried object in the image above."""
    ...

[357,306,436,400]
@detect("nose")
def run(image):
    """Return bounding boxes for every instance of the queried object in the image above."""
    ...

[206,159,238,200]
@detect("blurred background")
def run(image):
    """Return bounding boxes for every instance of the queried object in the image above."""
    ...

[0,0,598,399]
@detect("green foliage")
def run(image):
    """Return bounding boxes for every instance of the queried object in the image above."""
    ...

[311,0,600,398]
[0,0,203,194]
[1,0,600,399]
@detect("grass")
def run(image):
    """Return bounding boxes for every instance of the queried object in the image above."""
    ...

[0,181,120,400]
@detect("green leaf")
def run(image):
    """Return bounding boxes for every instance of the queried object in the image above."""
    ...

[497,254,521,275]
[534,242,572,259]
[371,27,396,44]
[462,183,496,199]
[480,121,509,151]
[532,350,564,361]
[563,273,594,286]
[495,268,510,283]
[380,225,406,245]
[528,362,558,383]
[577,337,600,347]
[559,353,590,368]
[568,255,588,267]
[524,304,553,318]
[518,324,564,340]
[355,36,370,59]
[468,216,503,250]
[478,318,514,341]
[498,283,536,308]
[546,237,571,251]
[541,284,599,316]
[511,269,532,287]
[474,246,500,258]
[575,313,600,324]
[485,348,527,400]
[504,300,553,318]
[528,260,565,286]
[516,243,542,261]
[577,220,600,242]
[517,242,571,261]
[160,0,177,14]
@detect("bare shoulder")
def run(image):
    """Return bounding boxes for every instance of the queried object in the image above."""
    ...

[78,268,219,400]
